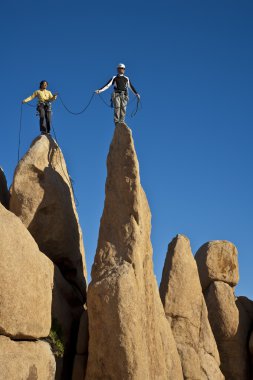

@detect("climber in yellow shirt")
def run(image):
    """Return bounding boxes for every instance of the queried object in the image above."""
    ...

[22,81,58,135]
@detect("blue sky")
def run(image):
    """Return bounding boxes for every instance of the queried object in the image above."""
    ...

[1,1,253,297]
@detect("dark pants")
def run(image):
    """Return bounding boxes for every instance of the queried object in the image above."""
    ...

[37,103,52,133]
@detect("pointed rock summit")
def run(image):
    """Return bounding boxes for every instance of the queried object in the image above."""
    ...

[9,135,87,302]
[85,124,183,380]
[160,234,224,380]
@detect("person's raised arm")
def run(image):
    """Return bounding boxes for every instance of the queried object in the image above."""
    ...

[95,77,114,94]
[22,91,37,104]
[48,91,58,102]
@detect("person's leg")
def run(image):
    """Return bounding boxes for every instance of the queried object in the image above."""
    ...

[120,93,129,123]
[112,93,121,123]
[37,104,47,134]
[45,108,51,134]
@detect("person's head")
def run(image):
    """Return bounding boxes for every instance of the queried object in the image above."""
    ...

[39,80,48,90]
[117,63,126,74]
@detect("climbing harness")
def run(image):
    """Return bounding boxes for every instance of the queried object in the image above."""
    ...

[98,91,141,117]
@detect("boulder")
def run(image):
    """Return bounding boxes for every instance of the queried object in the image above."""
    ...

[0,203,53,339]
[195,240,239,290]
[0,335,56,380]
[9,135,87,303]
[0,167,9,208]
[85,124,183,380]
[196,241,252,379]
[204,281,239,338]
[160,234,223,380]
[203,284,252,379]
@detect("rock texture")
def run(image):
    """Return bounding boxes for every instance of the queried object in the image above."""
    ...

[9,135,87,303]
[249,328,253,375]
[160,234,224,380]
[195,240,239,290]
[196,241,252,380]
[0,167,9,208]
[0,203,53,339]
[0,336,56,380]
[72,308,89,380]
[52,267,85,380]
[204,281,239,338]
[72,355,88,380]
[85,124,183,380]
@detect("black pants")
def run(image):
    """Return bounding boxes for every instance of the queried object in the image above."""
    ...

[37,103,52,133]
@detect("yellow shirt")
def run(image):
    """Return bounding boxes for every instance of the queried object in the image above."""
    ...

[23,89,56,103]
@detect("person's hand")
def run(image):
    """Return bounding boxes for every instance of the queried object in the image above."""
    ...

[22,100,25,104]
[136,93,141,100]
[53,93,58,99]
[95,90,100,94]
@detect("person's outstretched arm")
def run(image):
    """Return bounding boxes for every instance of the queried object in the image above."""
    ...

[22,91,38,103]
[128,79,140,99]
[48,91,58,102]
[95,77,115,94]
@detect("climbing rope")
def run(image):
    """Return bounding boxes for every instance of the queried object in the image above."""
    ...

[25,102,36,108]
[18,90,141,163]
[58,90,141,118]
[51,122,80,207]
[18,102,37,163]
[131,98,142,118]
[98,93,112,108]
[98,92,141,118]
[58,92,95,115]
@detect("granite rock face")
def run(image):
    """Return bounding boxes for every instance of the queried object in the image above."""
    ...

[204,281,239,338]
[160,234,224,380]
[0,203,53,339]
[9,135,87,303]
[195,241,239,291]
[0,336,56,380]
[85,124,183,380]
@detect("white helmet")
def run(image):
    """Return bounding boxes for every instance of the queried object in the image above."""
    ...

[117,63,126,69]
